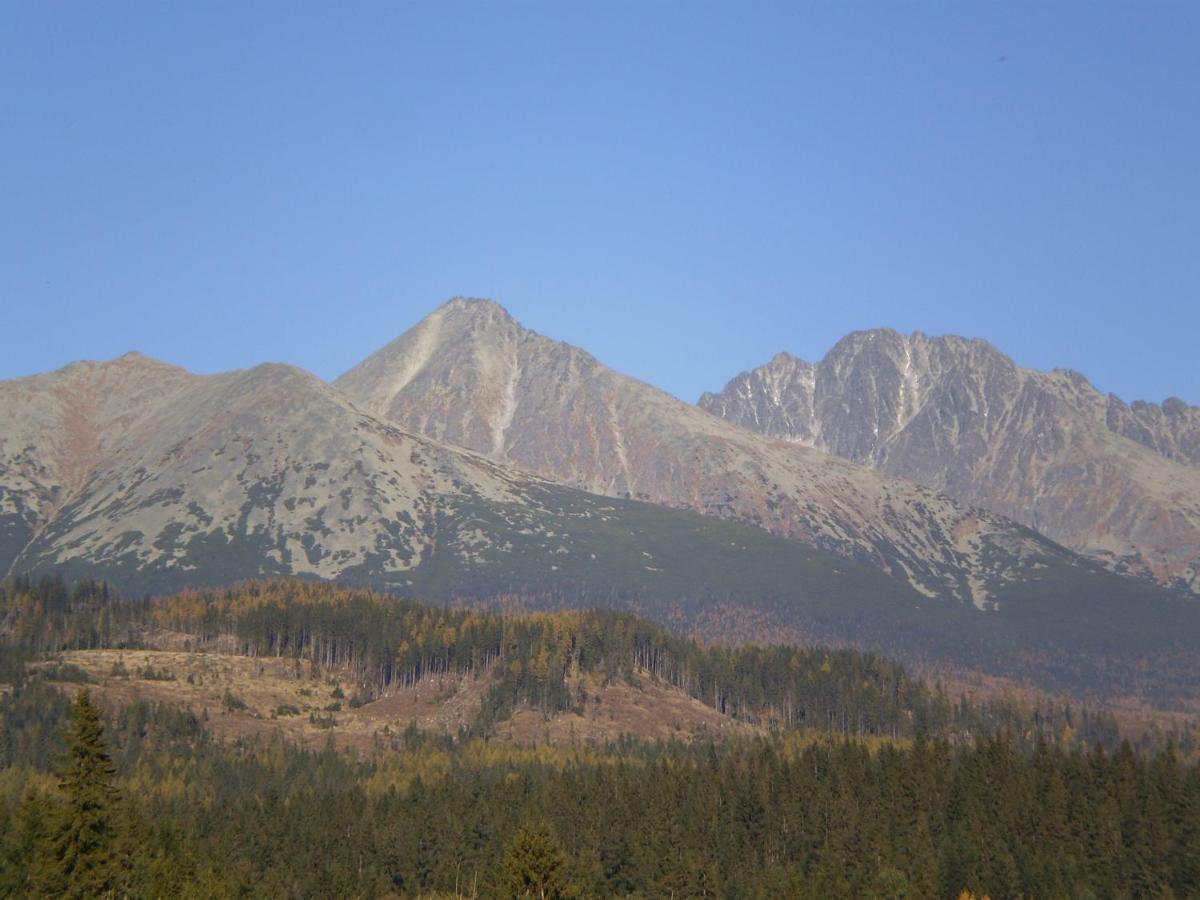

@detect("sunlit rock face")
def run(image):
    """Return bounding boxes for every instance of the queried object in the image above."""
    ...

[700,329,1200,593]
[337,299,1102,607]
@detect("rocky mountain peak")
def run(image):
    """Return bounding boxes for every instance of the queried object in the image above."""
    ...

[700,330,1200,592]
[335,303,1122,607]
[337,299,613,464]
[421,297,528,351]
[23,350,188,384]
[439,295,516,320]
[115,350,160,365]
[240,361,327,390]
[768,350,803,366]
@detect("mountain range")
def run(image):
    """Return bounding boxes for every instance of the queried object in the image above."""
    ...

[699,329,1200,594]
[2,298,1197,701]
[337,299,1093,609]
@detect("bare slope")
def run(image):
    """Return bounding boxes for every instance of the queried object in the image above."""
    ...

[0,353,199,575]
[6,357,551,589]
[699,330,1200,592]
[42,651,754,751]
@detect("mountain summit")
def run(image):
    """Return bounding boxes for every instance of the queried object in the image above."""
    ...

[338,297,549,460]
[699,329,1200,592]
[339,300,1129,609]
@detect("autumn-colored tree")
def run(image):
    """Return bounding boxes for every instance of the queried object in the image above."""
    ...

[499,822,571,899]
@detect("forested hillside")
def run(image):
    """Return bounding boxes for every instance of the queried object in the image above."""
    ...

[4,575,1184,750]
[2,575,1199,897]
[1,686,1197,898]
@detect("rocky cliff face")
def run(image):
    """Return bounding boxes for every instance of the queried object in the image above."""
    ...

[699,330,1200,592]
[336,298,1114,608]
[1105,394,1200,466]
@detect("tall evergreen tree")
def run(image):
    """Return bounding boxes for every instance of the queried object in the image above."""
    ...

[48,690,120,899]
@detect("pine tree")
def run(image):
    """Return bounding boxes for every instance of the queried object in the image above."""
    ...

[47,689,121,899]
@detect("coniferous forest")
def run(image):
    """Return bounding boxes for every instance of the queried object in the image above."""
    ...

[1,575,1198,898]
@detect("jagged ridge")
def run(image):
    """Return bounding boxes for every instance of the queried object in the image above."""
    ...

[338,298,1120,609]
[699,329,1200,592]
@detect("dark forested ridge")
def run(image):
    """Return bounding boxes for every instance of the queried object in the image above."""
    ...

[2,575,1199,898]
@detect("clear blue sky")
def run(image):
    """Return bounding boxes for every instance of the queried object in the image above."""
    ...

[3,2,1197,405]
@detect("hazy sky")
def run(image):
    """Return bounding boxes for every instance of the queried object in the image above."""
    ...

[3,3,1197,404]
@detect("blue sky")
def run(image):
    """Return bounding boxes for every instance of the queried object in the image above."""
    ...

[2,2,1197,404]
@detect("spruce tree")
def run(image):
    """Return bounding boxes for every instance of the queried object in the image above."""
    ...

[48,689,120,899]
